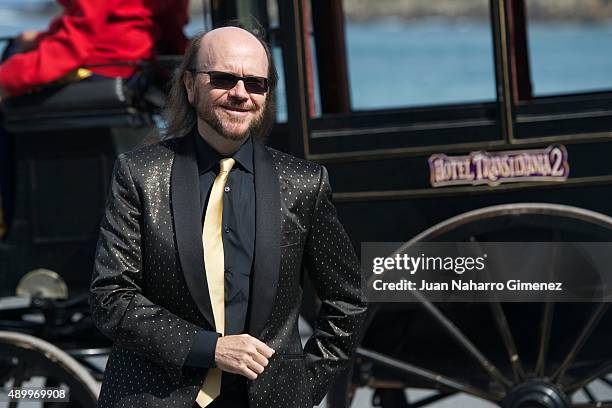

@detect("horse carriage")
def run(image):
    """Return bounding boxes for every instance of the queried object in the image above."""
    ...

[2,0,612,407]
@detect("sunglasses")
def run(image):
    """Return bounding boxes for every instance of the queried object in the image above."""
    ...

[189,70,269,94]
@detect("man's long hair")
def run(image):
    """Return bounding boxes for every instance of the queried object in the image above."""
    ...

[162,22,278,143]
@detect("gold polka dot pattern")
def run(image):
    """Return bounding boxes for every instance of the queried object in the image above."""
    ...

[90,137,367,407]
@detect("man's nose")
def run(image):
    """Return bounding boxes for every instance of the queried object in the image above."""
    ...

[228,80,249,100]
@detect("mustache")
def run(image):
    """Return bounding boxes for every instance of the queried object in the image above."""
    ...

[221,98,256,111]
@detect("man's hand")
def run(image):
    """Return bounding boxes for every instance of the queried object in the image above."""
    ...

[14,31,39,53]
[214,334,275,380]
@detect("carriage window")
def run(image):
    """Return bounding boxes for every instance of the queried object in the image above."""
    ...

[272,46,289,123]
[340,0,496,111]
[185,3,211,36]
[525,0,612,96]
[267,0,289,123]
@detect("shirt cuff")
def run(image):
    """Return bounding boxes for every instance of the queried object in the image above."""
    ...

[184,330,221,369]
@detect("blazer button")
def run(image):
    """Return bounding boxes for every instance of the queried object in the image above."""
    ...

[224,227,230,233]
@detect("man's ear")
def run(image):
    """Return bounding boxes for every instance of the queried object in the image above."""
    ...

[183,71,194,104]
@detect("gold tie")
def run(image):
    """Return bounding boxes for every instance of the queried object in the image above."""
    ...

[196,158,235,407]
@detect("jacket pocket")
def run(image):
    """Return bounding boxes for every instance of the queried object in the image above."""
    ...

[277,353,305,360]
[280,229,301,247]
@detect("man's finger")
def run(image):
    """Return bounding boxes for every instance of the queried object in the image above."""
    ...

[240,363,260,380]
[251,337,275,358]
[251,351,269,368]
[245,358,265,375]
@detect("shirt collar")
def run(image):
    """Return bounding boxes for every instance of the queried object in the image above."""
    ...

[194,128,254,175]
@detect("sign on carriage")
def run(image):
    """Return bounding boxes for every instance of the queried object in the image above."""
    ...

[428,144,569,187]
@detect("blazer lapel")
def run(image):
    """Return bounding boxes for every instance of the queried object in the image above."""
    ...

[247,140,281,337]
[171,134,215,330]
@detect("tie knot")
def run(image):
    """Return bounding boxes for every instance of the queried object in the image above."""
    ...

[219,158,235,173]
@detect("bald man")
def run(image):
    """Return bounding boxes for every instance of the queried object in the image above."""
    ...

[90,25,366,408]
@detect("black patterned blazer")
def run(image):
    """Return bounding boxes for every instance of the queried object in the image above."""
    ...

[89,133,367,408]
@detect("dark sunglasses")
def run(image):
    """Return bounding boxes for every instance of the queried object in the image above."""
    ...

[189,70,269,94]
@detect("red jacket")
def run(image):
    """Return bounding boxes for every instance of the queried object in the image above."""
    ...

[0,0,189,97]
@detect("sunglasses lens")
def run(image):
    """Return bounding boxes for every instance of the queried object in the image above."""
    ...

[244,78,268,94]
[209,73,239,90]
[208,72,268,94]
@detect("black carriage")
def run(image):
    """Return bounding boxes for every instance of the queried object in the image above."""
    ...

[2,1,612,407]
[0,46,177,406]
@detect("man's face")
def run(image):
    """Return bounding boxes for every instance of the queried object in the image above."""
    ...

[185,31,269,141]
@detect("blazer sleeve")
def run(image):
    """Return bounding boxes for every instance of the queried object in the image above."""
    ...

[302,165,368,405]
[89,154,204,385]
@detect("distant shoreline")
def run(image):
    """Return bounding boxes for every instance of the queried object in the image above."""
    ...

[344,14,612,24]
[14,1,612,25]
[341,0,612,24]
[343,16,612,25]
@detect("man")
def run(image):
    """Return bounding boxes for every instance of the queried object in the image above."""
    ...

[90,25,366,408]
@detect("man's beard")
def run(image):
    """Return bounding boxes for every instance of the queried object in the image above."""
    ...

[194,93,266,141]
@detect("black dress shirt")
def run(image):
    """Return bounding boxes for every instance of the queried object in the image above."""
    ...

[183,129,255,389]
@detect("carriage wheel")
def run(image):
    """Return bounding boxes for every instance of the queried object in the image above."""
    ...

[0,330,99,407]
[330,203,612,408]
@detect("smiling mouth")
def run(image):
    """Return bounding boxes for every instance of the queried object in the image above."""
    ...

[221,105,252,113]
